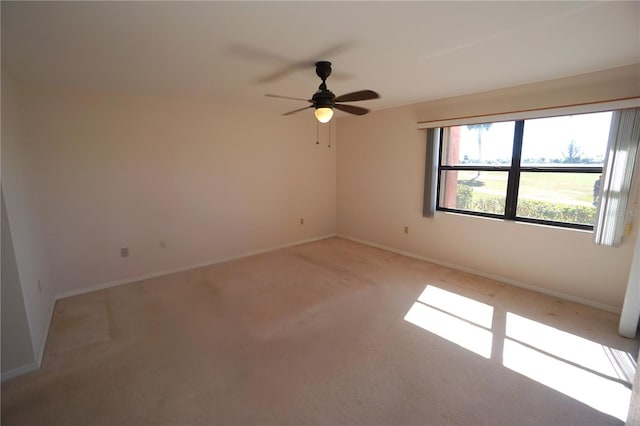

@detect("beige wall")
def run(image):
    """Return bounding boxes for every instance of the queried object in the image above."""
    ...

[1,190,36,375]
[1,73,56,368]
[337,66,640,310]
[11,82,336,295]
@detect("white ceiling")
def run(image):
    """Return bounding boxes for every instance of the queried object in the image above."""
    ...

[2,1,639,115]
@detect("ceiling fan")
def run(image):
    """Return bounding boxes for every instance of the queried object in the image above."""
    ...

[266,61,379,123]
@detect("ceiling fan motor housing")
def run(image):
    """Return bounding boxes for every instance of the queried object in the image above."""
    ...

[312,89,335,109]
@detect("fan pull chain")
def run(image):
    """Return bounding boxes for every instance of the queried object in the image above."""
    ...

[328,120,331,148]
[316,119,320,145]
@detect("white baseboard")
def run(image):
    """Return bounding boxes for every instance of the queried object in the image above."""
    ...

[56,234,337,301]
[1,362,39,382]
[337,234,621,314]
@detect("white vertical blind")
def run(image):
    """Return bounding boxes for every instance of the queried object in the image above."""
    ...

[422,128,440,218]
[593,108,640,247]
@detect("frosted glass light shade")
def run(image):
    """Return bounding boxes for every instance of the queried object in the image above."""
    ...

[315,107,334,123]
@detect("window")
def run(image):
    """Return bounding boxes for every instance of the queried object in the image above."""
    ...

[437,111,613,230]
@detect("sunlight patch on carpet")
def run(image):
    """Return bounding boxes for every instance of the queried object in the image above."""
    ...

[503,313,635,422]
[403,285,636,422]
[416,285,494,329]
[404,285,493,358]
[505,312,636,383]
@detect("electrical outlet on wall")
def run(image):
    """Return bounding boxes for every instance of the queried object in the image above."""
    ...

[300,218,304,225]
[404,226,409,234]
[120,247,129,258]
[37,279,42,293]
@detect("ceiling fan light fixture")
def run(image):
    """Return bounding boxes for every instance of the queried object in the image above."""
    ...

[314,107,334,123]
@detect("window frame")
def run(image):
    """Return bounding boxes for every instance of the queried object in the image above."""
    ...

[436,120,604,231]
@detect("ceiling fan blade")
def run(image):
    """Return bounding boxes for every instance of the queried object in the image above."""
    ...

[329,71,354,81]
[283,105,314,116]
[231,41,356,84]
[228,45,289,64]
[258,63,315,83]
[314,42,354,60]
[258,42,355,83]
[334,104,370,116]
[334,90,380,103]
[229,45,304,83]
[265,94,312,103]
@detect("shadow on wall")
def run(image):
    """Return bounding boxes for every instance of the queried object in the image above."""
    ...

[404,285,637,422]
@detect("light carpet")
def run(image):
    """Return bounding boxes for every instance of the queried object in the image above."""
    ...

[2,237,638,425]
